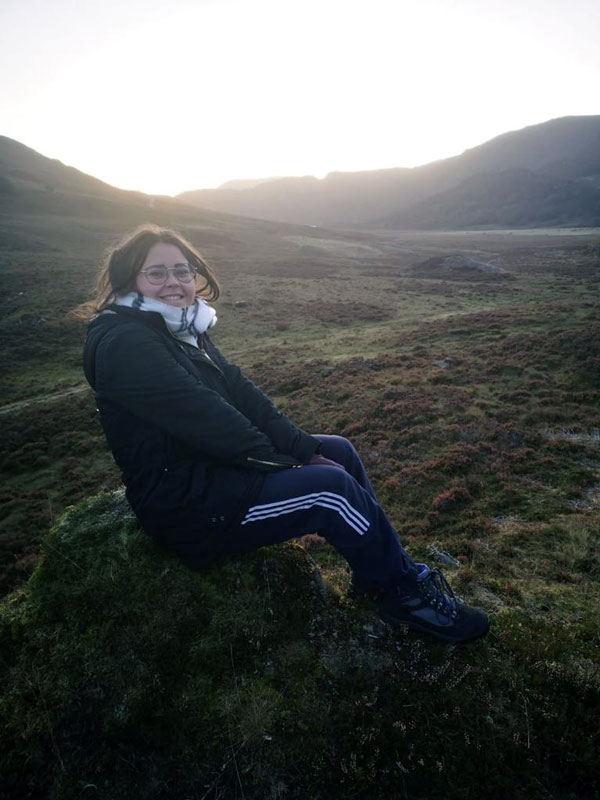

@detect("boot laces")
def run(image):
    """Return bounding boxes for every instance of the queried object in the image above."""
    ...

[419,568,458,619]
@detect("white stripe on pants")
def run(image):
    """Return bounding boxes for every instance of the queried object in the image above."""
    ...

[242,490,370,536]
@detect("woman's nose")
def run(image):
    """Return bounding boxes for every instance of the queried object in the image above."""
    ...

[164,270,181,287]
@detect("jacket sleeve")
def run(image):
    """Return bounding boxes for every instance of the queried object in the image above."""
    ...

[204,336,319,464]
[95,323,302,467]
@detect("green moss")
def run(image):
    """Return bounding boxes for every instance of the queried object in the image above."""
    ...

[1,491,599,799]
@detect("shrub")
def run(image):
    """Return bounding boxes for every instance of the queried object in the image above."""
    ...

[432,485,473,512]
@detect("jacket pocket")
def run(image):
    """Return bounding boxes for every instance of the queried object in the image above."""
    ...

[139,460,262,535]
[242,455,303,471]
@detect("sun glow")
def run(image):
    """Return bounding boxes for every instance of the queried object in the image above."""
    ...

[1,0,598,195]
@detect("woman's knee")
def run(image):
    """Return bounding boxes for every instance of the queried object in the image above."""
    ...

[307,465,373,518]
[295,463,363,505]
[313,434,357,463]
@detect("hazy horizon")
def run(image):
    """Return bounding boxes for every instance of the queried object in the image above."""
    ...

[1,0,599,196]
[13,113,600,199]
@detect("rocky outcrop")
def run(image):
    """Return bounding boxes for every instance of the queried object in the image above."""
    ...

[413,255,511,280]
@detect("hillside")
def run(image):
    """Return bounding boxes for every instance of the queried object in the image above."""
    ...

[0,135,150,203]
[2,485,599,799]
[177,116,600,228]
[389,168,600,229]
[0,134,379,261]
[1,133,599,798]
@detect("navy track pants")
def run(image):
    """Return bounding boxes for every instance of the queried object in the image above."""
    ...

[222,435,417,588]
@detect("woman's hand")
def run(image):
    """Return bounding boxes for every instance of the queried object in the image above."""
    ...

[308,454,346,470]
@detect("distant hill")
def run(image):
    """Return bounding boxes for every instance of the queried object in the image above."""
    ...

[0,135,175,231]
[4,117,600,231]
[0,136,145,202]
[0,135,295,244]
[393,168,600,229]
[218,177,282,190]
[0,134,378,275]
[177,116,600,229]
[0,136,323,240]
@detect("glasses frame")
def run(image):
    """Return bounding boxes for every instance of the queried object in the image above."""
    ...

[139,263,197,285]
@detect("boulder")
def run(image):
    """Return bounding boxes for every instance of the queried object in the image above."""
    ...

[0,491,328,799]
[413,254,511,280]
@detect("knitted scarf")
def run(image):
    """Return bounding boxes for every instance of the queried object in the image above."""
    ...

[114,292,217,347]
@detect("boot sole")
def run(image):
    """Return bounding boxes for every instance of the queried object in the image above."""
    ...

[380,611,490,644]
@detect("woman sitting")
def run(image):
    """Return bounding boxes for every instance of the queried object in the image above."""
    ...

[80,224,489,644]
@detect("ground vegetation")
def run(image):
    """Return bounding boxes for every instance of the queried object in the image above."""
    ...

[1,196,599,797]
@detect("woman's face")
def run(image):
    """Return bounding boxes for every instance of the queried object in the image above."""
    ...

[135,242,197,308]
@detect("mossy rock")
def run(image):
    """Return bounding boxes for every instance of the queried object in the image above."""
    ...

[1,492,599,800]
[0,491,328,799]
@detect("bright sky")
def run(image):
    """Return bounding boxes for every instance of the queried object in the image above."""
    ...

[1,0,598,196]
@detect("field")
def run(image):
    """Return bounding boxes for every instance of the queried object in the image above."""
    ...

[1,203,600,798]
[2,219,599,598]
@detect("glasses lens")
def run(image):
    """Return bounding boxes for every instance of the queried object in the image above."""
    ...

[145,267,168,285]
[143,265,195,284]
[174,265,194,282]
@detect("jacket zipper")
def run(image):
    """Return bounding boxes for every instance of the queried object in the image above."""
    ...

[168,330,223,375]
[246,457,303,468]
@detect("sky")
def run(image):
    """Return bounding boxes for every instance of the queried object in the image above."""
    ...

[1,0,599,196]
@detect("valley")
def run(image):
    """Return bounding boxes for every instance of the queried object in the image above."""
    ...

[1,178,599,797]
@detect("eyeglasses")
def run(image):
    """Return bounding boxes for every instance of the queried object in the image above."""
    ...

[139,263,196,285]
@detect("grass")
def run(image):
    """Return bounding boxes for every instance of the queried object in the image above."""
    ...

[1,492,599,800]
[1,211,599,798]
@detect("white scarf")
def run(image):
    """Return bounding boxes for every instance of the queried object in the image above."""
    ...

[114,292,217,348]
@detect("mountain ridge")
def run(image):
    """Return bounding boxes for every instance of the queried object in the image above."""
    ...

[178,116,600,228]
[2,115,599,230]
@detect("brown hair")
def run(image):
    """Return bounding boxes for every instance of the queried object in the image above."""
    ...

[74,224,220,319]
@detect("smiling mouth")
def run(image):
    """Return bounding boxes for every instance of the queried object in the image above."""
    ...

[161,294,184,300]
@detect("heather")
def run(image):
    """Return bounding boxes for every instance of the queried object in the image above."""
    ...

[1,217,599,798]
[1,490,598,799]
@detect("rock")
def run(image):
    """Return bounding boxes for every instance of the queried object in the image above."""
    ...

[234,300,248,308]
[436,255,506,274]
[428,545,460,567]
[413,254,511,280]
[312,568,328,598]
[0,491,327,798]
[434,357,458,369]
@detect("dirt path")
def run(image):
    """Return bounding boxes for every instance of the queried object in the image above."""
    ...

[0,385,90,417]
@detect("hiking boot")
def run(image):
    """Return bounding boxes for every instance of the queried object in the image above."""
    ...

[380,564,489,644]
